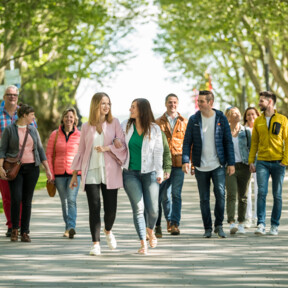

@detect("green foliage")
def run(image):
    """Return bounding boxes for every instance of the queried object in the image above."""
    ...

[0,199,3,214]
[0,0,147,141]
[35,171,49,191]
[154,0,288,113]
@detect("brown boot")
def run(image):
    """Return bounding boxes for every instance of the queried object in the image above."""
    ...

[21,233,31,242]
[167,221,172,233]
[10,229,18,242]
[170,224,180,235]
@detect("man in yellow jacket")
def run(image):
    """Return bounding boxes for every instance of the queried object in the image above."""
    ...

[249,91,288,236]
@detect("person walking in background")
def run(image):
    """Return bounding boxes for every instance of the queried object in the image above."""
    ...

[154,131,172,238]
[0,104,52,242]
[225,107,251,235]
[46,107,81,239]
[155,93,187,236]
[182,90,235,239]
[249,91,288,236]
[70,92,126,255]
[122,98,163,255]
[0,85,37,237]
[243,107,260,228]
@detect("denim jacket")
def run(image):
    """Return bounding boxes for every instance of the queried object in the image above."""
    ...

[236,125,251,165]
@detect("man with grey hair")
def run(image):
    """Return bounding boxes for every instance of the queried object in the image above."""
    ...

[0,85,36,237]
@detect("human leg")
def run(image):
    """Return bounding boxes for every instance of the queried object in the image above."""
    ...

[270,161,285,227]
[255,161,270,226]
[85,184,101,242]
[195,169,212,231]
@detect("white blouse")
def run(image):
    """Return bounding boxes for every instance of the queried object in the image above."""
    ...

[85,132,106,185]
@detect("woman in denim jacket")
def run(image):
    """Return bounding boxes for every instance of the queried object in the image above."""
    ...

[225,107,251,235]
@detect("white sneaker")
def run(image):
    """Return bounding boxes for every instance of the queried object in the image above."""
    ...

[244,218,252,228]
[230,223,238,234]
[104,229,117,250]
[90,244,101,255]
[237,224,246,234]
[269,225,278,236]
[63,230,69,237]
[255,223,266,235]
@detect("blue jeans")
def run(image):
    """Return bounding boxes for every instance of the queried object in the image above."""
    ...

[156,179,172,226]
[123,169,159,240]
[55,176,80,230]
[158,167,184,226]
[195,166,226,230]
[256,160,285,227]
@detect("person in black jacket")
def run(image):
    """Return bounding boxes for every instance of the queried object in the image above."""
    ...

[182,90,235,239]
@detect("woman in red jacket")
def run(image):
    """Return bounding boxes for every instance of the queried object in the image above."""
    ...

[46,107,81,239]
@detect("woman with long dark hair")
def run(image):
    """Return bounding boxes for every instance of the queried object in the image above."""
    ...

[122,98,163,255]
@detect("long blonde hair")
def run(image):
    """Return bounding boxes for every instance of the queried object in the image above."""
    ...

[88,92,113,126]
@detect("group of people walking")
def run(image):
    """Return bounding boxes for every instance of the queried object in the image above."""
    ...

[0,85,287,255]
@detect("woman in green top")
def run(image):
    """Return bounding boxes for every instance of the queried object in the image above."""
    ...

[122,98,164,255]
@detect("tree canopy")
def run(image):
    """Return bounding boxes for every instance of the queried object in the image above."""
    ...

[154,0,288,113]
[0,0,146,140]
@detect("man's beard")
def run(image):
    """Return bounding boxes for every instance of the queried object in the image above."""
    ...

[260,106,267,112]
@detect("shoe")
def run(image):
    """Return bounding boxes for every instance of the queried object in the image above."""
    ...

[214,225,226,238]
[146,228,157,248]
[269,225,278,236]
[21,233,31,242]
[167,221,172,233]
[138,242,148,255]
[155,226,162,238]
[244,218,252,228]
[170,224,180,235]
[63,230,69,237]
[104,229,117,250]
[90,244,101,255]
[6,227,12,237]
[255,223,266,235]
[237,224,246,234]
[203,229,212,238]
[10,229,18,242]
[229,223,238,234]
[69,228,76,239]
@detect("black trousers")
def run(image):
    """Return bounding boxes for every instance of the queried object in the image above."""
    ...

[9,163,39,234]
[85,183,118,242]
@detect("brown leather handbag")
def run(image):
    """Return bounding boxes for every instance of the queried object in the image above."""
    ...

[46,131,58,197]
[3,127,29,181]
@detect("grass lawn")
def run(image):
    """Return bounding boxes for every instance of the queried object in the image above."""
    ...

[0,172,46,214]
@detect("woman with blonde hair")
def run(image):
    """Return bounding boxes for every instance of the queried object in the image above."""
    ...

[122,98,163,255]
[225,107,251,235]
[46,107,81,239]
[70,92,126,256]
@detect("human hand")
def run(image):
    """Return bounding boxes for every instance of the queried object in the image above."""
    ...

[156,177,162,184]
[0,167,8,180]
[182,163,189,174]
[226,165,235,176]
[113,139,123,149]
[94,146,110,152]
[249,163,256,173]
[164,172,170,180]
[69,175,78,189]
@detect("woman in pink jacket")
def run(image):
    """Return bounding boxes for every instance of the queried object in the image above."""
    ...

[70,92,127,256]
[46,107,81,239]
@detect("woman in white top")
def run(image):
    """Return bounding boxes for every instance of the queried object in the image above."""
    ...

[122,98,163,255]
[70,92,127,256]
[243,107,260,228]
[225,107,251,235]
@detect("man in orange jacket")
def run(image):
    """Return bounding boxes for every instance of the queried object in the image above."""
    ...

[155,93,188,236]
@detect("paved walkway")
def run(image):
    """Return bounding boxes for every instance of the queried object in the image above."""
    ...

[0,174,288,287]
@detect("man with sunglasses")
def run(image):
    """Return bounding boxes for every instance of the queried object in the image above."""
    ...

[249,91,288,236]
[0,85,36,237]
[182,90,235,238]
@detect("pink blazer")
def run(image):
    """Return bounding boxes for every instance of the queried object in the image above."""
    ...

[71,118,127,190]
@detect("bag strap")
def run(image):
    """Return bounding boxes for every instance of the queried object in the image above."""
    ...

[52,131,59,169]
[18,126,29,161]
